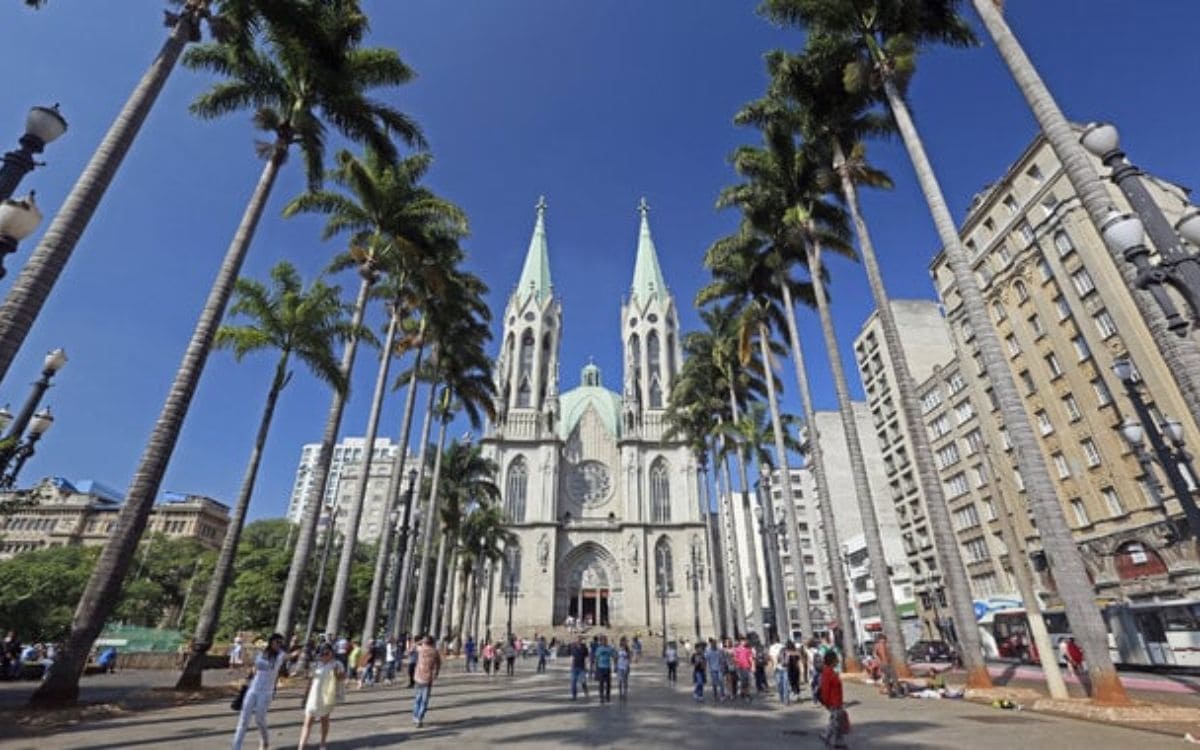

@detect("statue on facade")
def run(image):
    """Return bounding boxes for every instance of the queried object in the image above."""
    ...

[626,534,639,570]
[537,533,550,571]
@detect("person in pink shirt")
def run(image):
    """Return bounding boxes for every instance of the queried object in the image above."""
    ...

[732,639,754,701]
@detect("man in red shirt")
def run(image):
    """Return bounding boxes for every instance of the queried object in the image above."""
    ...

[818,650,848,748]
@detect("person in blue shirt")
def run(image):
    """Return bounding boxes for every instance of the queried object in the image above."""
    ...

[592,635,616,704]
[568,636,590,701]
[464,636,476,673]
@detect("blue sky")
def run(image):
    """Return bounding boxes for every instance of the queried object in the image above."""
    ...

[1,1,1198,521]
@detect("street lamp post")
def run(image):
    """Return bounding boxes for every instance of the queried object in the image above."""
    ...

[0,192,43,279]
[1082,123,1200,333]
[1112,358,1200,538]
[0,105,68,202]
[301,504,341,666]
[384,469,419,640]
[0,348,66,488]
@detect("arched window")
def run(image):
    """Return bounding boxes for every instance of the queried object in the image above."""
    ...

[539,332,552,403]
[647,330,663,408]
[650,458,670,523]
[654,538,674,594]
[503,543,522,593]
[992,301,1007,323]
[505,457,528,522]
[1014,280,1029,303]
[1054,230,1075,257]
[667,332,677,380]
[627,334,641,403]
[517,329,535,408]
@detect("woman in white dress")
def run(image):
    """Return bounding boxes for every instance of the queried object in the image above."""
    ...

[297,643,345,750]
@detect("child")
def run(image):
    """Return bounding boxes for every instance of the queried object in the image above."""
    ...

[817,650,849,749]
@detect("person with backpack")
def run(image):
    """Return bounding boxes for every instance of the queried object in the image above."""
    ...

[817,650,849,748]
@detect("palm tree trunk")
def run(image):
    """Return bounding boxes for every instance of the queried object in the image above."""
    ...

[880,75,1128,703]
[275,276,371,640]
[972,0,1200,452]
[696,460,723,638]
[726,387,765,636]
[709,438,739,636]
[389,380,438,639]
[0,10,202,387]
[758,467,791,642]
[325,304,396,638]
[776,279,858,668]
[32,144,286,706]
[411,409,450,635]
[757,321,814,638]
[430,536,453,641]
[715,424,748,637]
[832,140,991,687]
[177,355,290,689]
[806,241,902,675]
[361,335,425,644]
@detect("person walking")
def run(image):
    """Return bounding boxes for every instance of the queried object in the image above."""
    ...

[384,637,397,685]
[874,634,900,698]
[704,639,725,704]
[568,636,590,701]
[411,636,441,729]
[504,638,517,676]
[297,643,345,750]
[228,634,245,678]
[632,635,643,663]
[615,637,632,700]
[664,641,678,686]
[481,640,494,676]
[754,640,769,694]
[593,635,615,704]
[464,636,477,673]
[407,637,420,687]
[536,635,548,674]
[690,643,706,702]
[772,641,790,705]
[1062,637,1092,696]
[817,651,849,749]
[231,633,286,750]
[732,638,754,702]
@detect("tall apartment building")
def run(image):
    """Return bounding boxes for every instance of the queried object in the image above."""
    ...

[725,490,770,627]
[928,130,1200,605]
[854,300,968,636]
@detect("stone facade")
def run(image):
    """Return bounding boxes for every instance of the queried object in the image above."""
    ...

[478,200,716,640]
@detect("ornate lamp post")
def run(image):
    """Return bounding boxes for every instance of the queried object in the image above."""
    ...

[0,192,42,279]
[1082,123,1200,333]
[1112,358,1200,537]
[0,347,66,487]
[0,105,68,201]
[504,546,518,641]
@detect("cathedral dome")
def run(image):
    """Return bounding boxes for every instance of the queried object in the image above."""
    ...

[559,363,622,439]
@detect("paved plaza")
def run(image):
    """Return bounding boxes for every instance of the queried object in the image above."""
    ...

[0,661,1190,749]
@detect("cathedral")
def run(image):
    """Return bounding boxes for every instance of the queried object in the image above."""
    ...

[479,198,717,638]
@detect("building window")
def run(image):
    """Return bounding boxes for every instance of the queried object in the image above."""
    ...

[974,464,990,488]
[1094,310,1118,339]
[1103,487,1125,517]
[1006,334,1021,357]
[929,415,951,439]
[1071,499,1090,526]
[1027,164,1045,184]
[1028,313,1045,338]
[1045,352,1064,379]
[1037,257,1053,281]
[1020,369,1036,394]
[647,330,663,408]
[921,389,943,413]
[992,300,1007,323]
[1071,268,1096,297]
[1063,394,1082,422]
[1013,280,1029,303]
[1036,410,1054,436]
[1092,378,1113,406]
[1018,221,1036,245]
[1054,295,1072,321]
[655,538,674,594]
[517,329,535,407]
[982,497,996,519]
[1082,438,1102,467]
[946,472,970,499]
[1072,335,1091,361]
[1003,195,1019,215]
[955,400,976,424]
[936,443,961,470]
[954,504,981,531]
[650,458,671,523]
[1053,452,1071,479]
[948,372,966,395]
[995,242,1013,268]
[504,457,528,523]
[1040,192,1058,215]
[1054,231,1075,257]
[964,429,984,455]
[964,538,990,563]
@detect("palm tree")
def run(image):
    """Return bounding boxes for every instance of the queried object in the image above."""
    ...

[410,281,494,636]
[283,148,467,640]
[970,0,1200,437]
[762,36,1001,687]
[32,4,418,706]
[698,243,816,638]
[763,0,1127,703]
[430,439,501,641]
[176,261,353,688]
[0,0,289,385]
[456,503,514,644]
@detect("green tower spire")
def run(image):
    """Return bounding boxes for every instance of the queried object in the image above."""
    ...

[516,195,552,305]
[630,197,668,305]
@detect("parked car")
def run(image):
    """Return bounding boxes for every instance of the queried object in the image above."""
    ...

[906,640,955,663]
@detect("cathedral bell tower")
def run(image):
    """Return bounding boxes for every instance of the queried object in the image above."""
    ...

[495,196,562,438]
[621,198,682,436]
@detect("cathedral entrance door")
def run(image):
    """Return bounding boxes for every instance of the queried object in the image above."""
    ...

[568,587,610,628]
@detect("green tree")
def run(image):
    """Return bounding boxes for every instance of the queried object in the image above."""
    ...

[0,546,99,642]
[217,519,296,639]
[178,262,356,688]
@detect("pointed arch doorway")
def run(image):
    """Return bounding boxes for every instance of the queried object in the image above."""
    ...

[556,541,622,628]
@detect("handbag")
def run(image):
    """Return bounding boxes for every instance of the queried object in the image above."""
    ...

[231,682,248,711]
